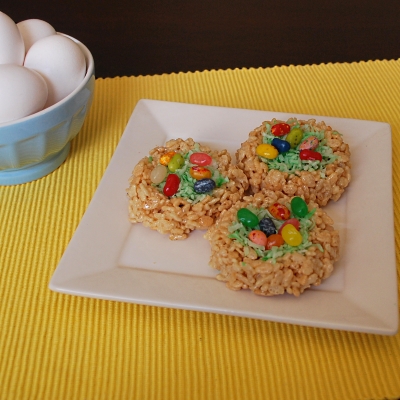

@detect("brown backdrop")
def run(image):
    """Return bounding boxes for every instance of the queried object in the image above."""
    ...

[4,0,400,78]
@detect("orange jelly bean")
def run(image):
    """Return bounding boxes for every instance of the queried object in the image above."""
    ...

[159,151,176,166]
[268,203,290,220]
[266,234,284,249]
[190,166,212,180]
[248,230,268,247]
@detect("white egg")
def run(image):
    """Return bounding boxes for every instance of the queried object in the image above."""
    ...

[17,19,56,53]
[24,34,86,108]
[0,64,48,124]
[0,12,25,65]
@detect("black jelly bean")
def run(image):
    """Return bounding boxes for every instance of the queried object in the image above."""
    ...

[194,178,216,194]
[259,217,277,237]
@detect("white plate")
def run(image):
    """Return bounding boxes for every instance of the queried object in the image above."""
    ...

[50,99,398,335]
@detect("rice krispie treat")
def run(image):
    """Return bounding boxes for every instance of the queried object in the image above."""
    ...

[127,138,249,240]
[236,118,351,206]
[204,191,340,296]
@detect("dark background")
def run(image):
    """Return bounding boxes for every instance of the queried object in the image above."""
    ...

[3,0,400,78]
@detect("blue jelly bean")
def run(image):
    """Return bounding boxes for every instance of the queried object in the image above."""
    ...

[271,138,290,154]
[194,178,216,193]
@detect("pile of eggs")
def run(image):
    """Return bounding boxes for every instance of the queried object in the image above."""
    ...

[150,151,216,196]
[237,197,309,249]
[256,122,323,161]
[0,11,87,124]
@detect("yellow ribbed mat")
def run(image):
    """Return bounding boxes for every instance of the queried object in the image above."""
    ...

[1,60,400,400]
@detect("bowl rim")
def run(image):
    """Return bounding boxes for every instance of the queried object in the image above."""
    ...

[0,33,95,128]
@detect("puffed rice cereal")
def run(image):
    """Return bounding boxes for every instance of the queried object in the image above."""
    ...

[236,118,351,206]
[204,191,340,296]
[127,138,249,240]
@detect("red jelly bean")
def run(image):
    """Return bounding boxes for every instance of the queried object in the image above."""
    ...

[248,230,268,247]
[268,203,291,220]
[163,174,180,196]
[299,149,322,161]
[266,234,285,250]
[278,218,300,235]
[271,123,291,136]
[189,152,212,166]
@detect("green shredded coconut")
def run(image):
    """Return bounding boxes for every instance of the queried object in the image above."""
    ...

[155,144,229,203]
[260,120,338,175]
[228,205,323,263]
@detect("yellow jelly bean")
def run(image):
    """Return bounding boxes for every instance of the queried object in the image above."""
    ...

[256,143,278,159]
[281,224,303,246]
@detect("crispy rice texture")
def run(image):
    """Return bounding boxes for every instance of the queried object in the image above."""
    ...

[127,138,249,240]
[236,118,351,206]
[204,192,340,297]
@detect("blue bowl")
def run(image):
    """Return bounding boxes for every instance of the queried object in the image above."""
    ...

[0,34,95,185]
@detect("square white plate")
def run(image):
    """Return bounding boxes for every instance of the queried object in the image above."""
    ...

[50,99,398,335]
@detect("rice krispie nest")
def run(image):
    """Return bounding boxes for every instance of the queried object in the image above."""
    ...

[236,118,351,206]
[127,138,249,240]
[204,191,340,297]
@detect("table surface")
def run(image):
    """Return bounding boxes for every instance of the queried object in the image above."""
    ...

[3,0,400,78]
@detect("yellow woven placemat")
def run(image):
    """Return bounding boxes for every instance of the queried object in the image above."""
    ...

[1,60,400,400]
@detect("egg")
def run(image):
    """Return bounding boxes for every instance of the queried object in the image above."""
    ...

[0,12,25,65]
[24,34,86,108]
[0,64,48,124]
[17,19,56,53]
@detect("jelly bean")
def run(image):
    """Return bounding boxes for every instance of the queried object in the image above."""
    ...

[150,164,168,184]
[281,224,303,247]
[163,173,180,196]
[190,166,212,180]
[271,123,291,136]
[299,149,322,161]
[189,152,212,166]
[193,178,216,193]
[278,218,300,235]
[299,135,319,151]
[291,196,308,218]
[271,138,290,154]
[237,208,259,228]
[248,230,268,247]
[286,128,303,149]
[268,203,290,220]
[159,151,176,166]
[259,217,277,237]
[256,143,278,159]
[266,233,284,249]
[168,153,185,172]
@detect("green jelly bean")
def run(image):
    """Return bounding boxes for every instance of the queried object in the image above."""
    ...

[168,153,185,172]
[237,208,259,228]
[286,128,303,149]
[291,196,308,218]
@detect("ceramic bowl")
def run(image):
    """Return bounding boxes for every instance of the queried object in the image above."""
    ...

[0,34,95,185]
